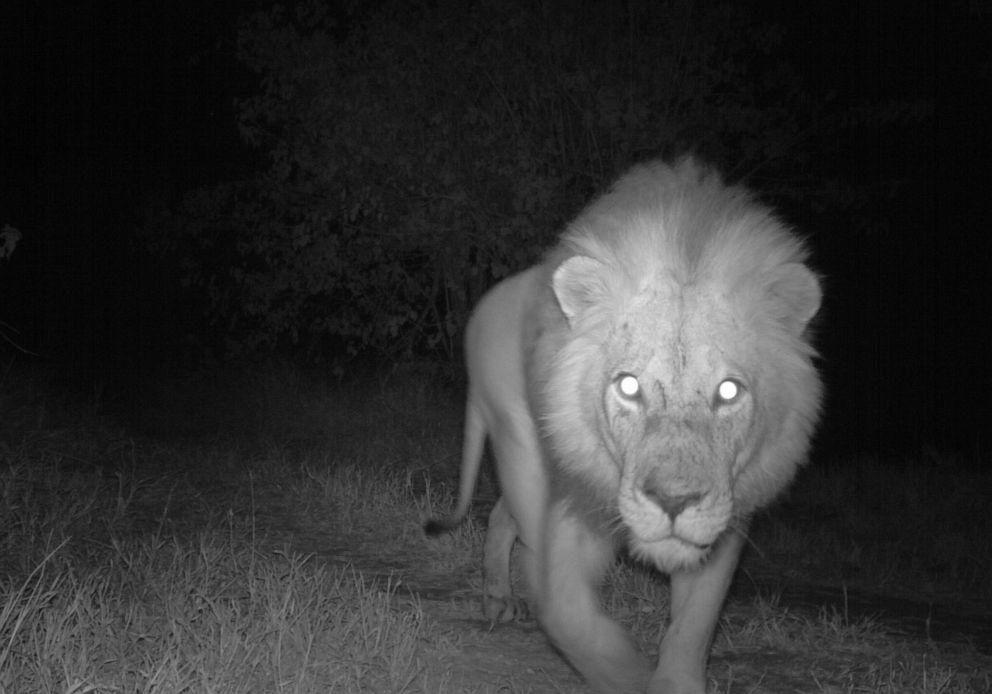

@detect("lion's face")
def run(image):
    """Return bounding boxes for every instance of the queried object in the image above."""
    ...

[542,173,822,576]
[595,280,758,570]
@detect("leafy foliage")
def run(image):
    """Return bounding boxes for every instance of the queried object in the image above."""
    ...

[144,0,812,361]
[0,223,32,356]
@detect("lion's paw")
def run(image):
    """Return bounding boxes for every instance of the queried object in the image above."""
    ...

[483,593,530,623]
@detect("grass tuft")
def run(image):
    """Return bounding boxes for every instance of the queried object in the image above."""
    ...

[1,363,989,693]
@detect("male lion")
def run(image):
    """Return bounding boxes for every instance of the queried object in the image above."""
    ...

[426,157,822,694]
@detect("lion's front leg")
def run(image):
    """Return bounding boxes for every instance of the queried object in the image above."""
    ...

[650,527,746,694]
[540,501,651,694]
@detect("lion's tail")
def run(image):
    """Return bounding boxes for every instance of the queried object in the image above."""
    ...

[424,397,486,536]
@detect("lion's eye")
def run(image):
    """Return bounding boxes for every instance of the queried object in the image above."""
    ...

[714,378,744,406]
[616,373,641,399]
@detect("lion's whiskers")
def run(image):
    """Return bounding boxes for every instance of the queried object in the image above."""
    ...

[730,518,764,559]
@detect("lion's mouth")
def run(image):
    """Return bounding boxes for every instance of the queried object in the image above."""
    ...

[626,519,716,549]
[664,533,713,552]
[628,532,714,570]
[683,539,712,551]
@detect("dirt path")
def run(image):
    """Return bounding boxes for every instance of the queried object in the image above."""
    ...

[250,483,991,693]
[256,505,595,692]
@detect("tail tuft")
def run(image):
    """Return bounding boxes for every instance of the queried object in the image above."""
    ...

[423,518,459,536]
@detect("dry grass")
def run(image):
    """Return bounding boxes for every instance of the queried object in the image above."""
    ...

[0,362,989,693]
[0,451,460,693]
[746,455,992,603]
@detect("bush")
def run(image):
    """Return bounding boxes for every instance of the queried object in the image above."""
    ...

[143,0,808,361]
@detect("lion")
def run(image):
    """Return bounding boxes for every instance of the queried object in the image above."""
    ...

[426,157,822,694]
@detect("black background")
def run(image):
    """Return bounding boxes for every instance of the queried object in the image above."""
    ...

[1,0,989,462]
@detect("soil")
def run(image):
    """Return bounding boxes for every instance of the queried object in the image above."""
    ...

[254,494,593,692]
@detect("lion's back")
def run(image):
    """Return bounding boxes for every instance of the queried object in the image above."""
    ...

[465,266,551,416]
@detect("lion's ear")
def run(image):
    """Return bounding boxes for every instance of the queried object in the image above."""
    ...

[769,262,821,335]
[552,255,608,322]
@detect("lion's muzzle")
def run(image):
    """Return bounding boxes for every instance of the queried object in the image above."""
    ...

[639,483,704,522]
[618,443,734,568]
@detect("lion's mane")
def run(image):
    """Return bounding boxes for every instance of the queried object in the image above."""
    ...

[529,157,821,551]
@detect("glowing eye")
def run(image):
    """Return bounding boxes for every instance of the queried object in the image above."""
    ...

[715,379,743,405]
[617,374,640,399]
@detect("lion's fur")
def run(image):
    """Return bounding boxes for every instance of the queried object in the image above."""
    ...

[536,160,821,526]
[427,157,822,693]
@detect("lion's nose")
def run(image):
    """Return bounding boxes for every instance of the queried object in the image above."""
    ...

[641,486,703,520]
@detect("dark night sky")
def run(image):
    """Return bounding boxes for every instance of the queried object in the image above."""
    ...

[1,0,990,461]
